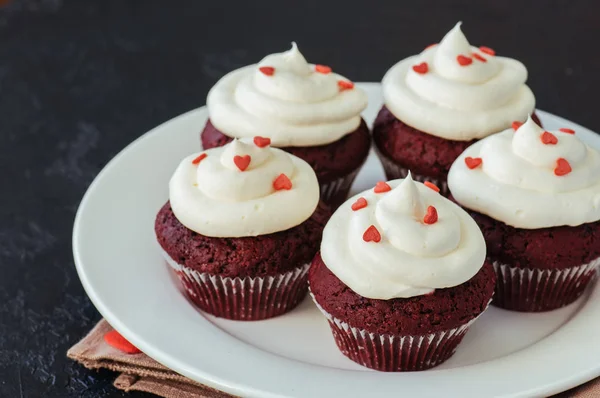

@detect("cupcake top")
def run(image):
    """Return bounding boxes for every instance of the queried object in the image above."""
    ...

[382,22,535,141]
[448,117,600,229]
[169,137,319,237]
[320,174,486,299]
[207,42,368,147]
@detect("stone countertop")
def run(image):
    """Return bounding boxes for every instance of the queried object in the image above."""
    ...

[1,0,598,397]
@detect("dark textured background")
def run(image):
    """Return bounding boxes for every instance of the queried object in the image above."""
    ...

[0,0,598,396]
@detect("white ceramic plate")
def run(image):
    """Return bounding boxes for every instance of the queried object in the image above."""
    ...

[73,83,600,398]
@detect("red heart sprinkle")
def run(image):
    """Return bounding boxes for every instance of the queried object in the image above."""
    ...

[457,55,473,66]
[233,155,251,171]
[351,197,367,211]
[472,53,487,63]
[559,128,575,135]
[259,66,275,76]
[479,46,496,56]
[338,80,354,91]
[362,225,381,243]
[512,121,523,131]
[465,157,482,169]
[315,64,332,74]
[104,330,141,354]
[541,131,558,145]
[425,43,437,50]
[373,181,391,193]
[412,62,429,74]
[554,158,572,176]
[191,153,207,165]
[253,136,271,148]
[423,206,438,225]
[424,181,440,193]
[273,173,292,190]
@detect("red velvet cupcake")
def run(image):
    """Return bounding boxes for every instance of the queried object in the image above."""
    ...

[448,117,600,311]
[155,138,329,320]
[373,23,537,195]
[201,43,370,208]
[310,174,494,371]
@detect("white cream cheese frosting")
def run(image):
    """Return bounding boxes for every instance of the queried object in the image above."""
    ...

[448,117,600,229]
[169,138,319,237]
[382,22,535,141]
[207,42,368,147]
[321,174,486,299]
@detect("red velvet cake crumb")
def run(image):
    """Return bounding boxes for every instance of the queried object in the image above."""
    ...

[469,211,600,270]
[155,202,331,278]
[372,106,542,182]
[309,253,496,336]
[466,210,599,311]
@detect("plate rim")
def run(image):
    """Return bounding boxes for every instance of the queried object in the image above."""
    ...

[73,83,600,398]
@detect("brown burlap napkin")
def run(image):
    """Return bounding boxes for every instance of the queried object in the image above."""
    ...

[67,319,235,398]
[68,320,597,398]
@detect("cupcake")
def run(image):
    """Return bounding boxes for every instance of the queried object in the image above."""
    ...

[201,42,370,209]
[309,174,495,371]
[155,138,330,320]
[373,22,540,195]
[448,117,600,312]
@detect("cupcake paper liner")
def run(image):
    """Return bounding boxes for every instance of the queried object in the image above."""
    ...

[319,167,362,209]
[311,292,490,371]
[162,249,310,320]
[374,148,449,196]
[492,257,600,312]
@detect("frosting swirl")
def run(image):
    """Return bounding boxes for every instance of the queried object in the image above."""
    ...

[321,175,486,299]
[448,117,600,229]
[169,138,319,237]
[207,43,368,147]
[382,22,535,141]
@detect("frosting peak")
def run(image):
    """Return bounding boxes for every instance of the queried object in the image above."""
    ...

[511,116,587,174]
[321,177,486,299]
[379,173,425,218]
[375,175,461,257]
[220,139,270,172]
[207,43,368,147]
[169,138,319,237]
[448,118,600,228]
[433,22,499,84]
[259,42,311,77]
[382,22,535,140]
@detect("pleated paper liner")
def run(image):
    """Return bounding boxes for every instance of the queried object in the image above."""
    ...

[311,292,490,372]
[319,167,362,209]
[162,250,310,320]
[492,257,600,312]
